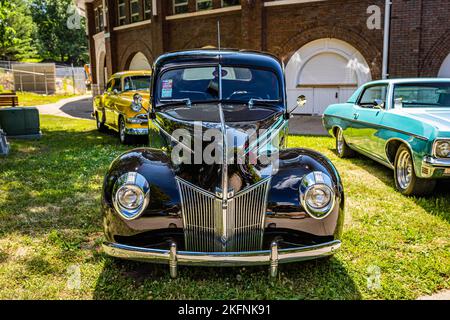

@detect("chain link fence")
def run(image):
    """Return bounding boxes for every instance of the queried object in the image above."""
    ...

[0,60,88,95]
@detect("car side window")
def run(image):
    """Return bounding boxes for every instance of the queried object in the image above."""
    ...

[358,85,388,108]
[112,78,122,93]
[124,77,132,91]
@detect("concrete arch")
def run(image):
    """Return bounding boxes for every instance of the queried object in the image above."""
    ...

[439,54,450,78]
[127,52,152,70]
[119,41,153,72]
[285,38,372,115]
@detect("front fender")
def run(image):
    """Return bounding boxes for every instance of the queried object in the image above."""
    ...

[267,148,345,239]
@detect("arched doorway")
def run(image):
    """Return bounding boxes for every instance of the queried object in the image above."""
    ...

[128,52,151,70]
[285,38,372,115]
[438,53,450,78]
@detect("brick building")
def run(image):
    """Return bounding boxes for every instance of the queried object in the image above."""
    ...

[75,0,450,115]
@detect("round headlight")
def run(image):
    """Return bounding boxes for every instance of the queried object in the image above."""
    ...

[113,172,150,220]
[305,185,333,209]
[131,94,143,112]
[299,171,336,220]
[117,185,144,210]
[435,141,450,158]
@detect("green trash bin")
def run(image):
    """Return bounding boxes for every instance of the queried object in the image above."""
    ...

[0,107,42,139]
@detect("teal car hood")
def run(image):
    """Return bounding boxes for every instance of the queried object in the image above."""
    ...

[403,109,450,134]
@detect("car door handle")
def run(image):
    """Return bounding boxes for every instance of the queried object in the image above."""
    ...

[353,113,359,119]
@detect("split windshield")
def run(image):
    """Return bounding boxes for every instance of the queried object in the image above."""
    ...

[394,83,450,108]
[123,75,151,92]
[156,66,281,105]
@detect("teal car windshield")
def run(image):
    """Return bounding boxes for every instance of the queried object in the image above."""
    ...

[394,83,450,108]
[156,66,281,104]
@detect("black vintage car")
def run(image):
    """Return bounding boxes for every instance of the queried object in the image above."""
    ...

[102,50,344,277]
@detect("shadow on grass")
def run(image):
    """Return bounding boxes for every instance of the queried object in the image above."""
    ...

[93,256,361,300]
[336,150,450,224]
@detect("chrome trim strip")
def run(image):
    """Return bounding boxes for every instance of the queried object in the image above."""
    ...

[423,156,450,167]
[103,240,341,266]
[326,114,429,141]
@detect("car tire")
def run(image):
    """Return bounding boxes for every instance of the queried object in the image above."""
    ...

[95,112,106,132]
[335,128,355,158]
[394,144,436,196]
[119,117,133,145]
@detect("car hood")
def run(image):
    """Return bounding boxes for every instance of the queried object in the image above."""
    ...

[152,103,286,193]
[404,109,450,133]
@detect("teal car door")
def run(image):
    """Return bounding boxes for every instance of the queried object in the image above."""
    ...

[349,84,389,159]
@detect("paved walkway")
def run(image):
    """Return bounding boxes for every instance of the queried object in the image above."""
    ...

[289,115,330,136]
[36,95,93,120]
[417,290,450,300]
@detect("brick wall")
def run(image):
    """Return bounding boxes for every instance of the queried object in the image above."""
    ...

[390,0,450,78]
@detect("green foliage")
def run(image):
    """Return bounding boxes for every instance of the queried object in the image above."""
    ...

[31,0,88,65]
[0,0,38,61]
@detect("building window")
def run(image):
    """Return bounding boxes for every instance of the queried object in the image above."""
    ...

[130,0,141,23]
[196,0,213,11]
[144,0,152,19]
[118,0,126,25]
[222,0,240,7]
[173,0,188,14]
[94,6,105,33]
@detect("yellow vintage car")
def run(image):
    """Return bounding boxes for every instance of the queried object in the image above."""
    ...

[93,70,151,144]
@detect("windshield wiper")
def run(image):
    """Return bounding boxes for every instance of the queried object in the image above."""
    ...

[248,98,281,107]
[160,98,192,107]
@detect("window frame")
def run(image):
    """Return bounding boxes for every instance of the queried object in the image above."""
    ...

[356,84,389,109]
[173,0,189,15]
[144,0,152,19]
[221,0,240,7]
[196,0,213,11]
[117,0,127,26]
[129,0,141,23]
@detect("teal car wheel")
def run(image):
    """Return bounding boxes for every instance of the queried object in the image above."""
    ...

[336,128,355,158]
[394,145,436,196]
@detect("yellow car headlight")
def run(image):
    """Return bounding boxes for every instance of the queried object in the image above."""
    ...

[131,93,143,112]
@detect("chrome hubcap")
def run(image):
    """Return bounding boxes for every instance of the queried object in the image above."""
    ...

[337,129,344,155]
[396,150,413,189]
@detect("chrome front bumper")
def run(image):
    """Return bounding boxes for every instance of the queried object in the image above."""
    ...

[103,240,341,278]
[422,156,450,177]
[125,128,148,136]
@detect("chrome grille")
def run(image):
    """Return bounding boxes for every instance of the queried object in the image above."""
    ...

[176,177,271,252]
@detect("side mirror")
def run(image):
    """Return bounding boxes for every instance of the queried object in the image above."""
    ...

[297,95,307,108]
[285,95,308,119]
[113,89,119,95]
[374,99,385,110]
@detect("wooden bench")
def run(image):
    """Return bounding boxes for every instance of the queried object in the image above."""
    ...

[0,92,19,107]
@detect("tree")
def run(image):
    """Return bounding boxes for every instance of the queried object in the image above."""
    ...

[31,0,88,65]
[0,0,38,61]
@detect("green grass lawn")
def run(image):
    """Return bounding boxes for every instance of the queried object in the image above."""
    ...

[0,115,449,300]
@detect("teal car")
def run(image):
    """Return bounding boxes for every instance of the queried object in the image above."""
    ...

[323,79,450,196]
